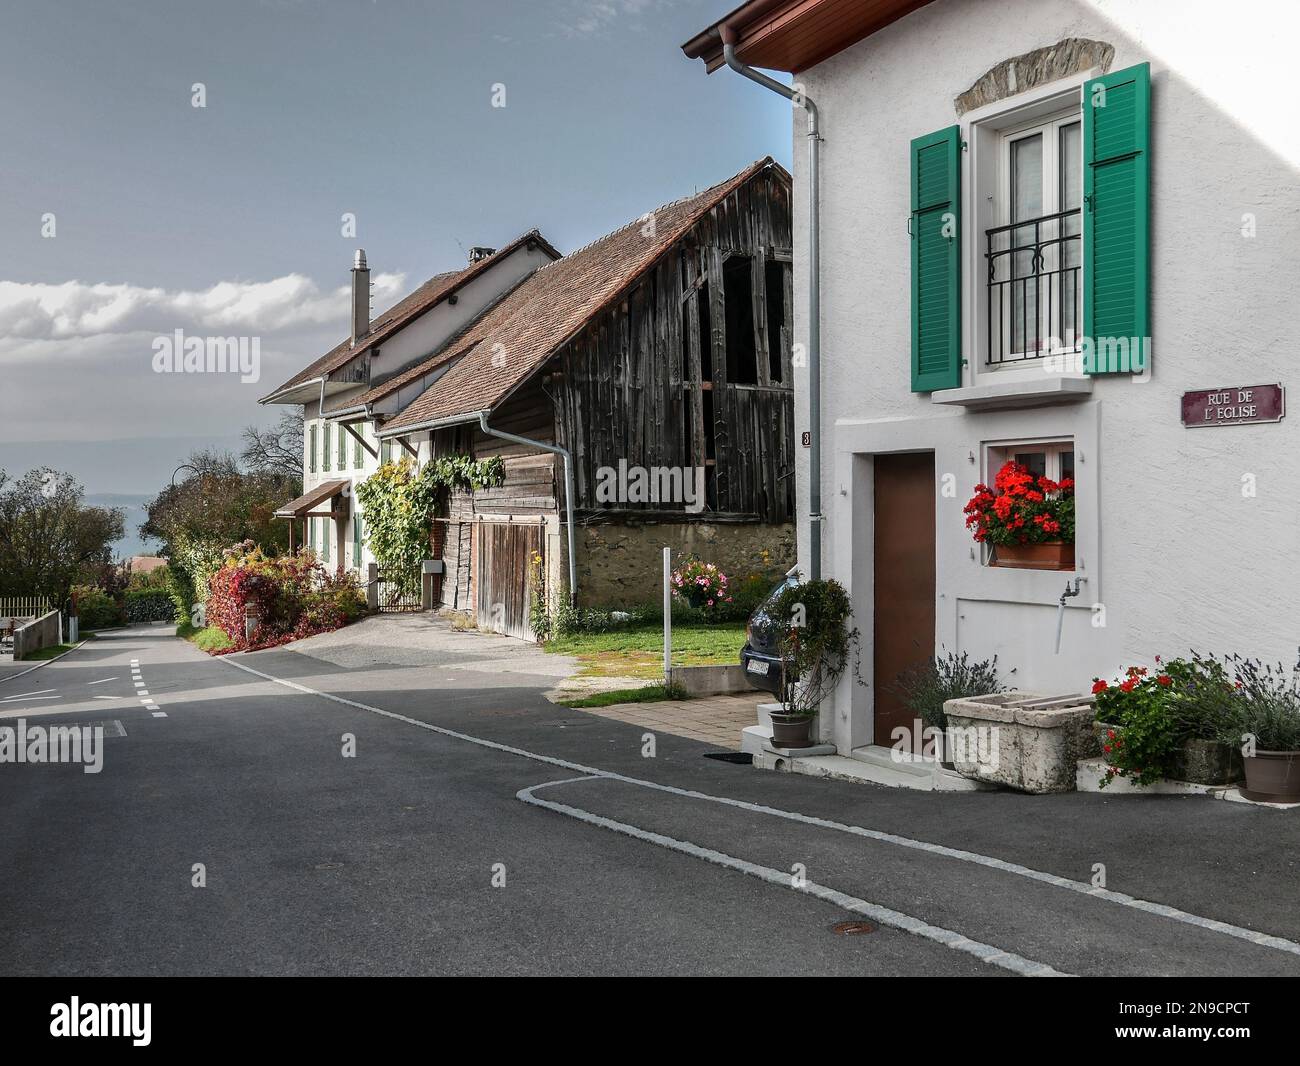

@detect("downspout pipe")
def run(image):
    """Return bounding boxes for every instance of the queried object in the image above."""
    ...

[720,27,821,580]
[478,411,578,606]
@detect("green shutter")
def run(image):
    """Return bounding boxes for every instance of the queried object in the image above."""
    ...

[353,515,362,562]
[337,425,347,468]
[323,424,331,472]
[910,125,962,392]
[321,518,329,562]
[354,427,362,468]
[1082,62,1150,374]
[308,424,316,473]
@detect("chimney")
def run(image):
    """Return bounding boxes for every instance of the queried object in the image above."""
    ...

[467,246,496,264]
[351,249,370,346]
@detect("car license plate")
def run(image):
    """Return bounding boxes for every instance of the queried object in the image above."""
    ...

[746,659,769,676]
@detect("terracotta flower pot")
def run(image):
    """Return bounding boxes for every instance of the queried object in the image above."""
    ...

[992,541,1075,571]
[770,712,814,749]
[1241,750,1300,802]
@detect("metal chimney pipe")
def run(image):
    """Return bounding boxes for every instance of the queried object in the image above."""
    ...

[351,249,370,346]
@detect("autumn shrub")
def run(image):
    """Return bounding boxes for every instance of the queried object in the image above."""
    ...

[204,542,364,653]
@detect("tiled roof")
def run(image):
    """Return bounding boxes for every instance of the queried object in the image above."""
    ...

[261,229,561,401]
[382,157,782,433]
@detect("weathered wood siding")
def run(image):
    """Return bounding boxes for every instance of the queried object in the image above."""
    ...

[551,166,794,522]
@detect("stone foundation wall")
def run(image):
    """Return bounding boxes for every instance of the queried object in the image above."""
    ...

[571,520,795,609]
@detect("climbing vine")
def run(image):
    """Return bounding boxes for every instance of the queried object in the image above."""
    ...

[354,455,505,578]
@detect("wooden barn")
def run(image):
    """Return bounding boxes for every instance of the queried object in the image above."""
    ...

[264,158,795,639]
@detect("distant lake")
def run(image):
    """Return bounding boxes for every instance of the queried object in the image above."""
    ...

[84,494,161,562]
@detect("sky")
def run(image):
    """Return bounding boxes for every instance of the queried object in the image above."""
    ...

[0,0,792,496]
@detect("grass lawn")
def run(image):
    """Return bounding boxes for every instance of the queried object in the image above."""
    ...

[177,622,237,654]
[20,642,79,661]
[546,622,746,679]
[556,682,689,708]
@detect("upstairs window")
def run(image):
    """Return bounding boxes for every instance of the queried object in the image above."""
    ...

[986,110,1082,365]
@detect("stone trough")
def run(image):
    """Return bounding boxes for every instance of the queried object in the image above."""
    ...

[943,691,1097,794]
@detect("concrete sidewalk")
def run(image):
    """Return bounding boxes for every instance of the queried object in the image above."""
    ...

[581,693,762,747]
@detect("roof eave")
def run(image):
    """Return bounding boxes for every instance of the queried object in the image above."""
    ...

[377,410,487,439]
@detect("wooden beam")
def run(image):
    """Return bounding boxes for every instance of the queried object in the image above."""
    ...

[342,422,378,460]
[398,438,420,460]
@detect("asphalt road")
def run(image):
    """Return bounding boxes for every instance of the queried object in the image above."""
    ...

[1,624,1298,977]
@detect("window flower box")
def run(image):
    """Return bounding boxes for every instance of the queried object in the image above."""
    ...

[991,541,1074,570]
[964,461,1075,571]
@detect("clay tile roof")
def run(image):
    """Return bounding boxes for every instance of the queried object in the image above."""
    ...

[381,157,784,434]
[261,229,561,401]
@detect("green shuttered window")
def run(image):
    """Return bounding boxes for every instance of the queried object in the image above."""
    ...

[308,424,317,473]
[910,125,962,392]
[1082,63,1150,374]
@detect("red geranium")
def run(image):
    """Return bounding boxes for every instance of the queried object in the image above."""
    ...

[963,462,1075,547]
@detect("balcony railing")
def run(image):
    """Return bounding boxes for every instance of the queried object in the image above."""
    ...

[985,207,1081,366]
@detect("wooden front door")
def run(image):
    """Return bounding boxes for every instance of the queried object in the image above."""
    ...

[872,452,936,746]
[476,522,542,641]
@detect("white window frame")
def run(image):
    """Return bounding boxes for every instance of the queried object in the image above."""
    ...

[961,68,1101,391]
[995,110,1082,363]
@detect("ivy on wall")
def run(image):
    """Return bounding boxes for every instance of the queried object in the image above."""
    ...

[354,455,505,576]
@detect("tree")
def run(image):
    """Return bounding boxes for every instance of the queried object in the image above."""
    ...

[143,449,300,609]
[0,468,125,604]
[241,412,305,483]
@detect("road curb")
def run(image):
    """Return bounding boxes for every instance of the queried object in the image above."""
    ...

[0,639,90,687]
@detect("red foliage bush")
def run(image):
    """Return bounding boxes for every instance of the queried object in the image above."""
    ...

[205,541,365,652]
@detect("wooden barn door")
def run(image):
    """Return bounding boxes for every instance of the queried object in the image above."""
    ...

[476,522,542,640]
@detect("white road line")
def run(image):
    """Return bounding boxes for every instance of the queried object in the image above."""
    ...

[4,695,59,701]
[151,712,167,718]
[87,677,118,686]
[92,696,120,700]
[1,689,57,701]
[519,777,1068,977]
[217,655,1300,960]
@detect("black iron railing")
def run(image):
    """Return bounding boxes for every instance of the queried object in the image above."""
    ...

[985,207,1081,365]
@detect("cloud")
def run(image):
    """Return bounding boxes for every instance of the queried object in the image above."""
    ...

[559,0,667,37]
[0,269,408,448]
[0,272,407,344]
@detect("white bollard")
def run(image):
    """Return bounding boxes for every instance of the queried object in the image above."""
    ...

[662,546,672,686]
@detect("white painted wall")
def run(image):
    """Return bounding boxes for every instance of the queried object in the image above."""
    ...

[291,242,555,576]
[368,243,553,387]
[784,0,1300,751]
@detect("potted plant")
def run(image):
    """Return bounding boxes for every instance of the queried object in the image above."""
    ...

[767,579,855,748]
[1092,655,1244,788]
[964,461,1075,570]
[1214,655,1300,802]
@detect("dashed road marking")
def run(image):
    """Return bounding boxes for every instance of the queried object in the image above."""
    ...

[87,677,118,686]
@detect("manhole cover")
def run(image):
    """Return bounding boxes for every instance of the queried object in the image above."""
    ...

[831,921,876,936]
[703,752,753,764]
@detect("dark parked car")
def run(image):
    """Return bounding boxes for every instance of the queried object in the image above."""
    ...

[739,571,799,696]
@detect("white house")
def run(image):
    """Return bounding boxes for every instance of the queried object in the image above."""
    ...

[685,0,1300,756]
[258,232,561,579]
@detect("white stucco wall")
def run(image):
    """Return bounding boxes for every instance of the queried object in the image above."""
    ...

[784,0,1300,750]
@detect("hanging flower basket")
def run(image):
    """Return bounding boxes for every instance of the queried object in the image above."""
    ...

[964,462,1076,571]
